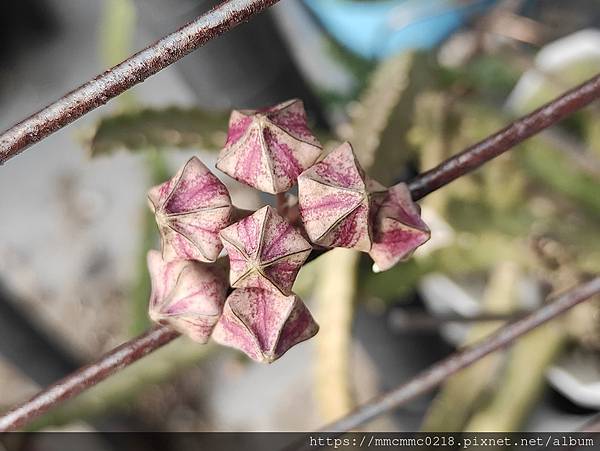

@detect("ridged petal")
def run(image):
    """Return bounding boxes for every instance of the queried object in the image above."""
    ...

[147,250,228,343]
[298,176,364,244]
[164,157,230,213]
[369,183,430,271]
[267,99,321,147]
[212,288,318,363]
[148,157,233,262]
[216,99,322,194]
[217,124,276,193]
[219,206,311,294]
[298,142,384,252]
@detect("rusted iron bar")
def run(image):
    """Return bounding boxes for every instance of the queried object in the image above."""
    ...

[0,0,280,165]
[0,325,179,432]
[321,277,600,432]
[579,413,600,432]
[2,278,597,432]
[408,73,600,200]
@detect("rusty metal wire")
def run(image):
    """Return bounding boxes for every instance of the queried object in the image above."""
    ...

[408,73,600,200]
[321,277,600,433]
[2,278,598,433]
[579,412,600,432]
[0,0,280,164]
[0,326,179,432]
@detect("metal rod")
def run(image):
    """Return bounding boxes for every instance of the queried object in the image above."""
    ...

[0,325,179,432]
[0,0,280,164]
[579,414,600,433]
[321,277,600,432]
[407,74,600,200]
[388,310,529,332]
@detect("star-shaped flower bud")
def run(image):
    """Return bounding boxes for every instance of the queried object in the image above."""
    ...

[212,288,319,363]
[216,99,322,194]
[369,183,430,272]
[147,250,228,343]
[297,142,387,252]
[219,205,312,295]
[148,157,233,263]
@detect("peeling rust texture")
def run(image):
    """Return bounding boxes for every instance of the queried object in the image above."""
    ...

[0,325,179,432]
[408,73,600,200]
[0,0,280,165]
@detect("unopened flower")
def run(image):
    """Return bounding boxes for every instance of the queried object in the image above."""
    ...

[148,157,233,263]
[147,250,228,343]
[212,288,319,363]
[216,99,322,194]
[297,142,386,252]
[219,205,312,295]
[369,183,430,272]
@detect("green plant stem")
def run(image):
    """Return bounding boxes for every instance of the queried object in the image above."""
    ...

[314,249,359,422]
[130,148,170,335]
[465,322,565,431]
[320,277,600,433]
[421,261,520,431]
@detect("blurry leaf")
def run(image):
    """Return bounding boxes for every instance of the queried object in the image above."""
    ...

[443,55,521,101]
[446,198,533,237]
[409,91,454,213]
[322,36,376,103]
[513,58,600,114]
[509,57,600,150]
[360,257,431,302]
[130,207,155,336]
[89,107,229,156]
[293,259,320,299]
[519,143,600,218]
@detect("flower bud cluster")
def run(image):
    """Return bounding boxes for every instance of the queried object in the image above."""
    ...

[146,99,429,362]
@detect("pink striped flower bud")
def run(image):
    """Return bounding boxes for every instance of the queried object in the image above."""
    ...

[369,183,430,272]
[297,142,386,252]
[148,157,233,263]
[212,288,318,363]
[147,250,228,343]
[219,205,312,295]
[216,99,322,194]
